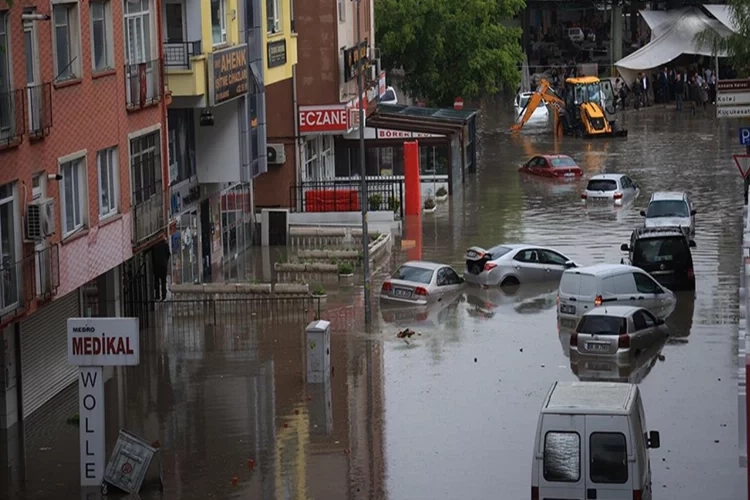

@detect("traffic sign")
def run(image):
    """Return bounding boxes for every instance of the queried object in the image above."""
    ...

[718,79,750,92]
[719,93,750,106]
[718,106,750,118]
[734,154,750,179]
[741,128,750,146]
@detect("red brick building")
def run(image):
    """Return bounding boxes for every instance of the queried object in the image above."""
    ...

[0,0,167,427]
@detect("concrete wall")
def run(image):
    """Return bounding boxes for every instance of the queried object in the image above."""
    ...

[295,0,339,106]
[194,101,242,183]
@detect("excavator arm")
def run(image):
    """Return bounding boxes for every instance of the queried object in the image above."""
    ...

[511,79,566,132]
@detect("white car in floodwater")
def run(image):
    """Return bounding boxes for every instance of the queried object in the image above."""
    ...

[514,91,549,124]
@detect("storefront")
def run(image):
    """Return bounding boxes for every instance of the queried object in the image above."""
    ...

[220,183,254,282]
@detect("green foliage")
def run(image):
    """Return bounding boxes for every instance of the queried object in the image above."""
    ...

[424,197,436,209]
[436,186,448,196]
[376,0,526,106]
[338,262,354,274]
[368,193,383,210]
[694,0,750,76]
[387,197,401,213]
[311,284,327,296]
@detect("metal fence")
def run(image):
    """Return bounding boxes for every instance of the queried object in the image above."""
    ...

[0,88,24,148]
[125,59,164,109]
[0,245,60,327]
[163,41,202,68]
[132,188,164,246]
[289,179,404,218]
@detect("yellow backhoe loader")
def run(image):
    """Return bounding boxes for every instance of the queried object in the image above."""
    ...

[512,76,627,138]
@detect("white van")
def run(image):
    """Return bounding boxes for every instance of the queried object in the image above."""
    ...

[557,264,676,325]
[531,381,660,500]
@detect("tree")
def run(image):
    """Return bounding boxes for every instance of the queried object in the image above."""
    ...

[694,0,750,76]
[375,0,525,107]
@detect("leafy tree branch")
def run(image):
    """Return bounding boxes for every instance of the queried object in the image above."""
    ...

[694,0,750,76]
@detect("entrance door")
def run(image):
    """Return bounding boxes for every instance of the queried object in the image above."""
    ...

[585,415,633,500]
[164,0,185,43]
[23,19,40,134]
[200,200,212,282]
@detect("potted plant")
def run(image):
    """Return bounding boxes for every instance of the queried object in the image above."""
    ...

[338,262,354,286]
[435,186,448,202]
[388,197,401,214]
[423,197,437,213]
[311,284,327,305]
[368,193,383,211]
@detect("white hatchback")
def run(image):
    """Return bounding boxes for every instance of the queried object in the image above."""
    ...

[581,174,639,205]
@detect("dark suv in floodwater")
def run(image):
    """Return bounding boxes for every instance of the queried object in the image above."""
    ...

[620,227,696,291]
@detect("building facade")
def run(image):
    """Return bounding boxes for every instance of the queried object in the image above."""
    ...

[163,0,262,284]
[0,0,167,427]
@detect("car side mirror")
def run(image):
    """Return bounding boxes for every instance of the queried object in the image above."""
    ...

[691,209,697,216]
[564,260,576,268]
[689,240,696,248]
[458,277,465,284]
[620,244,629,252]
[647,430,660,449]
[656,317,665,326]
[639,210,646,217]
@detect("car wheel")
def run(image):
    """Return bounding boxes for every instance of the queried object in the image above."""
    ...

[501,277,520,287]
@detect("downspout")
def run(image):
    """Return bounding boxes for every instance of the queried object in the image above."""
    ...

[156,0,170,235]
[292,64,302,206]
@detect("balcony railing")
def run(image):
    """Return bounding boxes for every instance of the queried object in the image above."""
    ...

[125,58,164,110]
[25,83,53,139]
[132,187,165,245]
[0,245,60,326]
[164,41,202,69]
[34,245,60,300]
[0,88,25,148]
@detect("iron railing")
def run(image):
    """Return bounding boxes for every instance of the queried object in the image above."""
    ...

[132,187,165,245]
[32,245,60,299]
[0,88,25,148]
[163,41,202,69]
[0,245,60,326]
[290,179,405,219]
[125,58,164,110]
[25,83,53,139]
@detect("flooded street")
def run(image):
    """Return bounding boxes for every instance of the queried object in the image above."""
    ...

[2,103,747,499]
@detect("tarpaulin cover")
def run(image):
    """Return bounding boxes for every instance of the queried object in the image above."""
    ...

[615,7,734,84]
[703,4,739,33]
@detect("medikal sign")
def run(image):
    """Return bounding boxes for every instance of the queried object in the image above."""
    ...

[67,318,140,366]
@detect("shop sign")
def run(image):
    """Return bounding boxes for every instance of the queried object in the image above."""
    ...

[343,40,369,82]
[209,44,249,107]
[299,105,350,134]
[377,129,442,139]
[170,181,201,217]
[267,39,287,69]
[378,71,387,97]
[68,318,140,366]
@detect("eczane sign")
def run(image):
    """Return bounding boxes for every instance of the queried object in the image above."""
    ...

[68,318,140,366]
[299,106,349,134]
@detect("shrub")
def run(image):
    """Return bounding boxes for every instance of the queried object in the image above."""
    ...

[338,262,354,274]
[388,197,401,212]
[368,193,383,210]
[424,198,436,209]
[312,284,327,296]
[436,186,448,197]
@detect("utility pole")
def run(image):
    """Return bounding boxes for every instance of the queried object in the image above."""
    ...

[355,0,371,324]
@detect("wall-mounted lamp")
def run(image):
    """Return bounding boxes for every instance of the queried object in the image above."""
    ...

[200,109,215,127]
[21,13,51,21]
[47,173,63,181]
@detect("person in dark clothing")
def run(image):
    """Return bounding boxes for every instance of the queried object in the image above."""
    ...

[151,235,171,301]
[674,73,685,111]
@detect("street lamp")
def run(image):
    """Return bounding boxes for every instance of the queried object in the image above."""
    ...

[354,0,371,324]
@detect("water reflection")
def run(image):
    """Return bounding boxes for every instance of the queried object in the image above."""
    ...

[569,336,668,384]
[379,292,464,328]
[465,283,558,317]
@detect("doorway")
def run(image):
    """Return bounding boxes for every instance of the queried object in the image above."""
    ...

[200,200,212,282]
[164,0,186,43]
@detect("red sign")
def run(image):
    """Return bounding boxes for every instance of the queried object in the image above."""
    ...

[735,154,750,178]
[378,71,386,97]
[299,106,349,134]
[718,79,750,92]
[454,97,464,110]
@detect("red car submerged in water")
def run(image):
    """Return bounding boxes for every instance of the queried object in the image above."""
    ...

[518,154,583,179]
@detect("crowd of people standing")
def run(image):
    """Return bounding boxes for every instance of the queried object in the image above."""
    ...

[615,66,718,115]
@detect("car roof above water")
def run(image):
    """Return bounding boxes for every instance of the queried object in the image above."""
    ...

[543,381,637,415]
[589,173,625,181]
[400,261,444,271]
[650,191,687,202]
[563,263,638,278]
[583,305,641,318]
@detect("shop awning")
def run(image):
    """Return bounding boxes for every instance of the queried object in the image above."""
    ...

[366,104,477,136]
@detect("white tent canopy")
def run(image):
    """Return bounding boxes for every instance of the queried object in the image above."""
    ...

[703,4,739,33]
[615,7,735,84]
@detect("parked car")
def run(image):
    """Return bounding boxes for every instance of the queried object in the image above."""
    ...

[464,244,577,287]
[621,226,697,291]
[641,191,696,237]
[514,91,549,123]
[380,261,464,306]
[569,335,667,384]
[531,381,660,500]
[519,155,583,179]
[557,264,676,322]
[379,86,398,105]
[569,305,669,358]
[581,173,639,205]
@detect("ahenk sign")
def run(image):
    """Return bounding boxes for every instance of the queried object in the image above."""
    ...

[299,106,349,135]
[68,318,140,366]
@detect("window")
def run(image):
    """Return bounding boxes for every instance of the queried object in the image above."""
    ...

[589,432,628,483]
[304,139,318,182]
[97,147,118,218]
[391,265,434,284]
[543,432,580,482]
[646,199,690,218]
[633,237,690,266]
[576,315,626,335]
[0,183,19,311]
[52,2,81,81]
[550,157,577,167]
[632,311,647,331]
[211,0,227,45]
[338,0,345,22]
[559,273,597,296]
[633,272,662,294]
[586,179,617,191]
[0,13,11,139]
[540,250,569,266]
[641,310,657,327]
[320,136,334,178]
[90,0,113,71]
[167,109,196,185]
[513,249,540,263]
[124,0,152,64]
[266,0,280,33]
[437,267,461,286]
[60,156,86,235]
[130,131,161,204]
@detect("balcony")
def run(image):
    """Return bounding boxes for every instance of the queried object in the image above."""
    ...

[25,83,53,139]
[164,41,202,69]
[125,59,164,110]
[132,186,165,246]
[0,245,59,326]
[164,45,207,98]
[0,89,25,149]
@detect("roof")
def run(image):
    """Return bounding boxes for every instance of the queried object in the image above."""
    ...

[564,263,637,277]
[704,4,738,33]
[544,382,636,414]
[583,305,642,318]
[541,154,574,160]
[651,191,687,201]
[401,261,444,270]
[367,104,478,136]
[589,173,625,180]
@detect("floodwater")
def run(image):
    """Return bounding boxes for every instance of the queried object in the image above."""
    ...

[2,102,748,500]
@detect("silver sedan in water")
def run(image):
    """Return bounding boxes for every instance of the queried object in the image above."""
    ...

[464,243,578,287]
[380,261,464,305]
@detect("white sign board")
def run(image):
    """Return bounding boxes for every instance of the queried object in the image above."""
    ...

[376,129,443,139]
[717,92,750,106]
[79,366,105,486]
[67,318,140,366]
[717,106,750,119]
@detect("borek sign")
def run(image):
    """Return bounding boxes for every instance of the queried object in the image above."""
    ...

[299,106,349,134]
[67,318,140,366]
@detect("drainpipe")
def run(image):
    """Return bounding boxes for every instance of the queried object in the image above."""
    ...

[156,0,169,236]
[292,64,302,199]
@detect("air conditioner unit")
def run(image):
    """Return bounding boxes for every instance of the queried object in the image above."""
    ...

[26,198,55,241]
[267,144,286,165]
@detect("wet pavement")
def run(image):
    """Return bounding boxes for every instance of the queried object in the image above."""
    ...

[2,102,748,499]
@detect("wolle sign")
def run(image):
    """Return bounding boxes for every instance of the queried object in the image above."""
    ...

[68,318,139,487]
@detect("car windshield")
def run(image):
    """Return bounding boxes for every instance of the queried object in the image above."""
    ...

[382,89,396,102]
[633,237,690,265]
[587,179,617,191]
[551,157,577,167]
[392,265,434,284]
[576,315,626,335]
[646,200,690,218]
[518,96,544,109]
[487,245,513,259]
